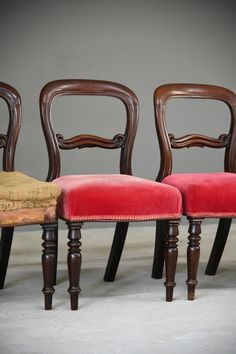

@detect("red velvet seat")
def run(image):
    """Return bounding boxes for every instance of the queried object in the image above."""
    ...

[152,83,236,301]
[54,174,181,221]
[163,173,236,218]
[40,79,182,310]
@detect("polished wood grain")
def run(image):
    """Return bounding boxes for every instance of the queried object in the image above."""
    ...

[168,133,230,149]
[56,133,125,150]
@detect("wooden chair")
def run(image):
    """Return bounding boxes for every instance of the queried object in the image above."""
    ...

[40,79,182,310]
[0,82,61,309]
[152,83,236,300]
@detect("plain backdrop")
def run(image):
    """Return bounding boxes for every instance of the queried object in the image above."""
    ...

[1,0,236,216]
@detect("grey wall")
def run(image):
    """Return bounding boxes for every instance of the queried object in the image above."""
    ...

[1,0,236,181]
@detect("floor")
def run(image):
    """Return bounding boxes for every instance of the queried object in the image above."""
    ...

[0,223,236,354]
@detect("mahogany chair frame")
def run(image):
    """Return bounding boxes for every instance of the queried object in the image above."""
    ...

[0,82,58,310]
[40,79,180,309]
[41,79,137,286]
[152,83,236,300]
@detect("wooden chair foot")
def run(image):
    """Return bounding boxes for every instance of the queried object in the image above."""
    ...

[69,292,79,311]
[187,284,196,300]
[165,285,174,302]
[44,293,53,310]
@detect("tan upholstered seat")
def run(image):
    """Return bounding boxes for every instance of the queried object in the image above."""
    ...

[0,171,60,226]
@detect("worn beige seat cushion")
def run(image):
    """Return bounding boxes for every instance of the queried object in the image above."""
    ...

[0,171,61,226]
[0,171,61,211]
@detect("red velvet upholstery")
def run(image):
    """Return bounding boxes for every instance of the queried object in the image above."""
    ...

[54,174,182,221]
[163,172,236,218]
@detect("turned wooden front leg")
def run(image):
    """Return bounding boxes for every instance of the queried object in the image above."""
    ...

[67,221,82,311]
[42,222,57,310]
[186,218,202,300]
[164,220,179,302]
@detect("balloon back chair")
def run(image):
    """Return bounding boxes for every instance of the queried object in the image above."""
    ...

[152,83,236,300]
[40,79,182,310]
[0,82,61,310]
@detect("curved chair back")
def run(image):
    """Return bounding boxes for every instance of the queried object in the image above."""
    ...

[40,80,139,181]
[153,83,236,300]
[154,83,236,180]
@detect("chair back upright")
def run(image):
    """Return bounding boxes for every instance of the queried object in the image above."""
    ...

[0,82,21,171]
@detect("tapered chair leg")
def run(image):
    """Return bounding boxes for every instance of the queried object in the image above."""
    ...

[0,227,14,289]
[205,218,232,275]
[103,222,129,282]
[67,221,82,310]
[164,220,179,301]
[186,218,202,300]
[42,222,57,310]
[152,220,168,279]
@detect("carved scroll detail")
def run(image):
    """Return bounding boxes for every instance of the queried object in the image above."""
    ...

[56,133,125,150]
[169,133,230,149]
[0,134,7,149]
